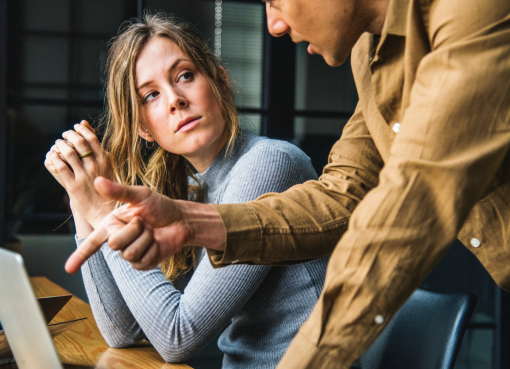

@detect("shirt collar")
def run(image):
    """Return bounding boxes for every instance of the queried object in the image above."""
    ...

[381,0,410,37]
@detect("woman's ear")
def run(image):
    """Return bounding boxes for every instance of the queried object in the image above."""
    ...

[138,126,155,142]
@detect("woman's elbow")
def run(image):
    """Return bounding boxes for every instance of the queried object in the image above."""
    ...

[99,329,143,349]
[104,335,137,349]
[152,340,201,363]
[158,349,195,363]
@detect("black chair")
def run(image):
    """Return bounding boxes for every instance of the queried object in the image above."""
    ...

[357,289,478,369]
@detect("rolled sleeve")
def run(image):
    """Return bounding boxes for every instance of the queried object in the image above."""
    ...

[208,203,263,265]
[208,106,383,267]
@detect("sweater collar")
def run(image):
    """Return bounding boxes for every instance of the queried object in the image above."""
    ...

[195,130,256,195]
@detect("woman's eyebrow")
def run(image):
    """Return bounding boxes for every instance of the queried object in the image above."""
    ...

[136,58,193,91]
[168,58,193,72]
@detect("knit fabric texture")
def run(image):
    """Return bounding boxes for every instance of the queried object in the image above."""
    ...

[78,130,329,368]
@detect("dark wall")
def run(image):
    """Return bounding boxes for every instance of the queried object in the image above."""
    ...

[0,0,6,246]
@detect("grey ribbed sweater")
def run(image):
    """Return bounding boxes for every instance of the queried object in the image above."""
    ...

[78,130,329,368]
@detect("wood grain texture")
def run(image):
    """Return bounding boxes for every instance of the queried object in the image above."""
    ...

[29,277,191,369]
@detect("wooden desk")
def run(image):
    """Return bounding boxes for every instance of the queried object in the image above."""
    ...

[24,277,191,369]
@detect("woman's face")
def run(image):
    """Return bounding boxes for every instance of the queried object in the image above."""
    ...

[135,36,228,166]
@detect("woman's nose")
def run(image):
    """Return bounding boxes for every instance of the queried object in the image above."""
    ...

[169,95,188,113]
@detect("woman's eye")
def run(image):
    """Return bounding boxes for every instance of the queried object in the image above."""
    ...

[144,91,159,102]
[179,71,194,82]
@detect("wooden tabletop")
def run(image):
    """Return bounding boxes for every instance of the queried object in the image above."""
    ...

[26,277,191,369]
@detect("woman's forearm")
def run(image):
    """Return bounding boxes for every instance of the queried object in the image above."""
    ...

[77,238,145,348]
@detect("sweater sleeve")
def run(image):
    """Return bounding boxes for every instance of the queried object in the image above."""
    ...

[78,239,145,347]
[80,141,316,362]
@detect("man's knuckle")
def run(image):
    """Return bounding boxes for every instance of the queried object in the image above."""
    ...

[122,250,134,261]
[108,237,119,249]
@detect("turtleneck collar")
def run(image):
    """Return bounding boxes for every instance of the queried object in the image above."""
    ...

[194,130,258,203]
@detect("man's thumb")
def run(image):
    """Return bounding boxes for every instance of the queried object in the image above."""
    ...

[94,177,148,204]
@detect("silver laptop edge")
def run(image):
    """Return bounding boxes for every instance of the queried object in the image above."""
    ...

[0,247,63,369]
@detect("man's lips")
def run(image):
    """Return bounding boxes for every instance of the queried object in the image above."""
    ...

[176,116,201,132]
[307,43,315,55]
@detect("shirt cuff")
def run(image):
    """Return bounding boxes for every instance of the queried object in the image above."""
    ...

[276,331,356,369]
[207,203,263,267]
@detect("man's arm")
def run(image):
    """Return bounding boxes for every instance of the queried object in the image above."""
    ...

[276,6,510,369]
[208,105,384,266]
[65,105,384,273]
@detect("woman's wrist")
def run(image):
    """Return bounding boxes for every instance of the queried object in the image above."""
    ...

[87,200,116,230]
[70,201,94,238]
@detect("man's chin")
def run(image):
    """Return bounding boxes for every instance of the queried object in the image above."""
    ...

[322,52,348,67]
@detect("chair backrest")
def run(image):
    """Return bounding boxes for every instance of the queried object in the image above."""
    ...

[358,289,478,369]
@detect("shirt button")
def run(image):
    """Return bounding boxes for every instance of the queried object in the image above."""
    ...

[231,260,240,264]
[374,315,384,324]
[393,122,400,133]
[470,238,481,248]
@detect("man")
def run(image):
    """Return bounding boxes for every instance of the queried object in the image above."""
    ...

[66,0,510,367]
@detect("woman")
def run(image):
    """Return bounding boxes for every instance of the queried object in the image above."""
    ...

[45,14,328,368]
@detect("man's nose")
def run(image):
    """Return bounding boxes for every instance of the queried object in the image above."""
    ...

[266,6,289,37]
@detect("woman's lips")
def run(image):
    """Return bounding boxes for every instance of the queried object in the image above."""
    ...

[177,117,201,133]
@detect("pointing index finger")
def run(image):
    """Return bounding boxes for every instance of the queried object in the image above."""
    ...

[65,225,108,273]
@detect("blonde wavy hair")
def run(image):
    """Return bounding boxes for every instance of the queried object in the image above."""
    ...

[100,13,240,281]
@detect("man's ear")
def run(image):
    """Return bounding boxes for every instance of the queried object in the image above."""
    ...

[138,126,155,142]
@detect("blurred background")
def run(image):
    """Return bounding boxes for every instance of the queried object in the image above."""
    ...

[0,1,508,368]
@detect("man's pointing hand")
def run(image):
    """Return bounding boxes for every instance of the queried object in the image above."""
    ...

[65,177,226,273]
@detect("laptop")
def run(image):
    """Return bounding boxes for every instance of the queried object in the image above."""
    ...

[0,247,63,369]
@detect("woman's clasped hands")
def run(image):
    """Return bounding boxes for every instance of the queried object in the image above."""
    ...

[44,120,115,230]
[44,121,226,274]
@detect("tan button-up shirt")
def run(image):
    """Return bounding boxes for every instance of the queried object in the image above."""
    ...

[209,0,510,366]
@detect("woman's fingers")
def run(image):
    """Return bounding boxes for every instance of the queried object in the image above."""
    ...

[55,139,85,174]
[62,129,94,160]
[73,121,102,155]
[45,150,58,174]
[48,150,75,184]
[80,120,96,134]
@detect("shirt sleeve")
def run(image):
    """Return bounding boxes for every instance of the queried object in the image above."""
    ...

[277,8,510,369]
[208,105,384,266]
